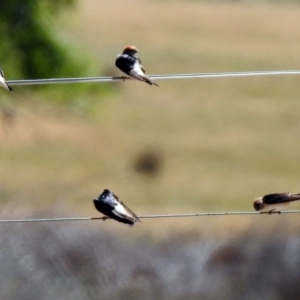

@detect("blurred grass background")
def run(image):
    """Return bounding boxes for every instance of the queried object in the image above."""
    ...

[1,0,300,298]
[1,0,300,217]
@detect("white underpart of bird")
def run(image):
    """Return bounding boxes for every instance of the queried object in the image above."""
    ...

[131,60,148,78]
[259,202,290,212]
[0,69,13,93]
[128,61,159,86]
[113,201,133,217]
[0,74,9,91]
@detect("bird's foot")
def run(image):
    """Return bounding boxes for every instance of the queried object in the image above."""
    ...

[102,216,108,221]
[121,76,130,81]
[268,210,281,215]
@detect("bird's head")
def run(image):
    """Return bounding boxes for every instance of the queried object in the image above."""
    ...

[123,45,139,56]
[253,197,264,211]
[94,189,112,202]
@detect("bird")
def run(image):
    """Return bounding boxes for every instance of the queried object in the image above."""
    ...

[115,45,159,86]
[253,192,300,214]
[0,68,13,94]
[93,189,141,226]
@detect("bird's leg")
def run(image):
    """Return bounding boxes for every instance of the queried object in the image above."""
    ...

[121,76,130,81]
[102,216,108,221]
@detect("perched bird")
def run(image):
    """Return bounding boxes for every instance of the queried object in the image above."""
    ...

[93,189,141,226]
[115,45,159,86]
[253,192,300,214]
[0,68,13,94]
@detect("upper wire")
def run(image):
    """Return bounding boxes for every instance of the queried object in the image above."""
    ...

[6,70,300,86]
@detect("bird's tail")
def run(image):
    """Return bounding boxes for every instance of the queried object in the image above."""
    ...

[8,85,14,95]
[145,77,159,87]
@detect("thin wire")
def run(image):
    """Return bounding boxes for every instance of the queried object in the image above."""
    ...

[1,210,300,223]
[6,70,300,86]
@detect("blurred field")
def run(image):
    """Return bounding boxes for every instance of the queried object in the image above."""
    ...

[2,1,300,299]
[2,222,300,300]
[1,0,300,234]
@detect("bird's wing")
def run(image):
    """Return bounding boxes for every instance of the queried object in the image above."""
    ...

[140,65,146,73]
[112,201,141,223]
[113,196,141,223]
[287,193,300,201]
[137,58,146,73]
[121,201,141,222]
[263,193,300,204]
[6,83,13,93]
